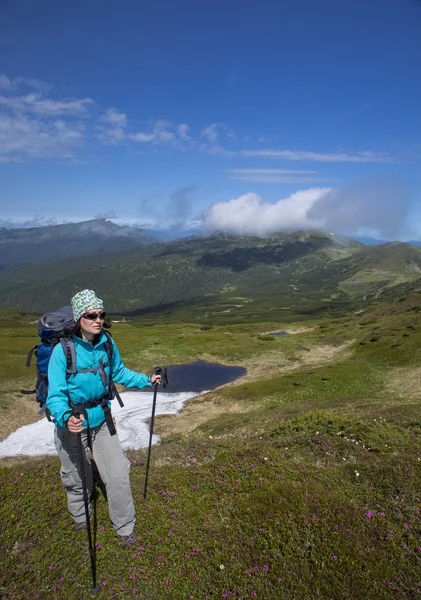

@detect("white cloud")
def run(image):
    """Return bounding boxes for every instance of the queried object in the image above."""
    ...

[129,120,180,146]
[0,74,92,160]
[226,168,316,175]
[0,114,84,160]
[100,108,128,127]
[198,123,237,156]
[307,180,409,238]
[130,131,156,143]
[203,181,410,238]
[0,215,67,228]
[156,130,176,143]
[0,74,51,93]
[94,210,119,219]
[178,123,191,141]
[20,216,63,227]
[203,188,330,235]
[96,109,128,145]
[96,125,127,144]
[96,108,128,144]
[0,74,12,90]
[241,149,395,163]
[0,93,94,116]
[0,156,24,163]
[0,72,399,167]
[224,168,337,184]
[201,123,222,143]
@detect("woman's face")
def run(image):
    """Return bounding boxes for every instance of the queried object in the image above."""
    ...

[79,307,106,338]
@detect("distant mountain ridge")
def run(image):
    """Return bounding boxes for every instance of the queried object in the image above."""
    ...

[354,236,421,247]
[2,227,421,317]
[0,229,373,313]
[0,218,158,266]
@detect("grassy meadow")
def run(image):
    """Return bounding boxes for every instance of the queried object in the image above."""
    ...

[1,295,421,599]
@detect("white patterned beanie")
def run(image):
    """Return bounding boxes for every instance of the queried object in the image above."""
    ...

[71,289,104,322]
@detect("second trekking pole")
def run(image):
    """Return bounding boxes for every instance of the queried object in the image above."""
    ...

[75,413,100,595]
[144,367,167,500]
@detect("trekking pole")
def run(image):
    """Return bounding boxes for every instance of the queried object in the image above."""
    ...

[74,412,100,595]
[143,367,167,500]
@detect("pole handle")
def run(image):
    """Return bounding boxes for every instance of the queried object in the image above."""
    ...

[152,366,168,388]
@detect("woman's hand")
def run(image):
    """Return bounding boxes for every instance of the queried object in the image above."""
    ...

[151,373,162,386]
[67,414,85,433]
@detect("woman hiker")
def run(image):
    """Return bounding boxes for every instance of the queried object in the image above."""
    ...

[46,289,161,547]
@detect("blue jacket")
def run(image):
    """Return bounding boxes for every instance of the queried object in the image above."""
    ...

[46,331,151,430]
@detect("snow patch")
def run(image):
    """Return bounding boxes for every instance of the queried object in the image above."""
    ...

[0,389,205,458]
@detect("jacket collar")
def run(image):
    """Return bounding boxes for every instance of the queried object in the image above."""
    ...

[74,330,107,349]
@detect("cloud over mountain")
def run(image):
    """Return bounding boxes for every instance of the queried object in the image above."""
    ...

[308,181,409,238]
[203,182,410,238]
[203,188,329,235]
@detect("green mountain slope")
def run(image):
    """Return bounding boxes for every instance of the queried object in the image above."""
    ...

[291,242,421,299]
[0,231,359,313]
[2,230,421,317]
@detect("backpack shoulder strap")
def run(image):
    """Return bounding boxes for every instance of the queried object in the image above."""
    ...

[103,330,114,363]
[103,330,124,408]
[25,344,39,368]
[59,337,77,378]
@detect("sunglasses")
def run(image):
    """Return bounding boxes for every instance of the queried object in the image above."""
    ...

[82,311,107,321]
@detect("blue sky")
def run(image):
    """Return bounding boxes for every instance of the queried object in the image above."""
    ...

[1,0,420,238]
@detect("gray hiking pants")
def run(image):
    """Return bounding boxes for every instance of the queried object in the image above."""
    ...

[54,421,135,536]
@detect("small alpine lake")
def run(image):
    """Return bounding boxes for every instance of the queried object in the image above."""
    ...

[155,360,247,393]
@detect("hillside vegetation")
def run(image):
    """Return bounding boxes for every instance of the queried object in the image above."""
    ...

[3,230,421,318]
[1,289,421,599]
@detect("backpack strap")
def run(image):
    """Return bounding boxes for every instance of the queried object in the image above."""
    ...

[65,402,94,449]
[103,331,124,408]
[25,345,39,368]
[68,397,117,437]
[60,337,108,378]
[60,332,125,410]
[21,344,45,396]
[60,337,77,377]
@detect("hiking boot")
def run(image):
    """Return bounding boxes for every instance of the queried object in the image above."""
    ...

[73,521,87,532]
[119,533,135,548]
